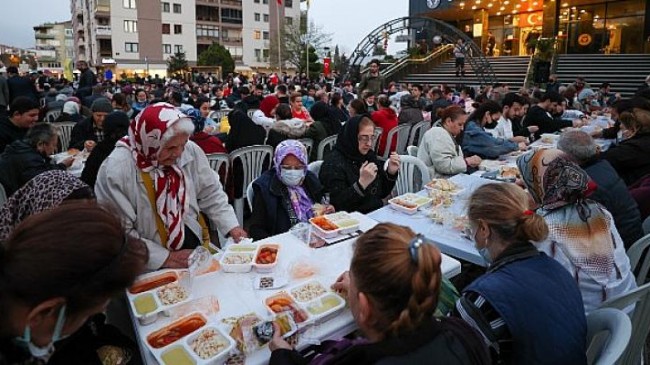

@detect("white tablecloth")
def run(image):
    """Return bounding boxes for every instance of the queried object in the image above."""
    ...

[131,212,462,365]
[369,174,492,266]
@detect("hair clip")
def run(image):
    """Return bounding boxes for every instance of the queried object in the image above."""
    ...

[523,209,534,216]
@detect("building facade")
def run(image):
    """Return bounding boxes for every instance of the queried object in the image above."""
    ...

[410,0,650,56]
[70,0,301,78]
[32,21,74,74]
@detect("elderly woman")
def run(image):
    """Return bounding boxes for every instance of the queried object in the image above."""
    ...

[320,116,399,214]
[461,101,524,159]
[249,140,332,240]
[418,105,481,178]
[0,202,147,364]
[269,223,490,364]
[95,103,246,270]
[517,149,636,312]
[456,183,587,364]
[604,106,650,185]
[0,170,94,242]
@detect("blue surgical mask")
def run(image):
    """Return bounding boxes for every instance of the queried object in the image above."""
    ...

[280,168,305,187]
[15,305,67,361]
[468,224,493,265]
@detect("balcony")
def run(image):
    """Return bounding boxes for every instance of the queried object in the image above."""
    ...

[196,0,219,4]
[221,0,241,7]
[197,35,219,44]
[255,57,269,63]
[94,0,109,17]
[221,37,242,44]
[35,33,55,39]
[96,25,112,37]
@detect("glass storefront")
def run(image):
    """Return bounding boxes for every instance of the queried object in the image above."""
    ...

[411,0,649,55]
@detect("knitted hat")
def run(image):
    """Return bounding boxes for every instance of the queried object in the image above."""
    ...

[91,97,113,113]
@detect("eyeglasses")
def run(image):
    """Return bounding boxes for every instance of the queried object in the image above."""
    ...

[280,165,306,171]
[408,234,437,264]
[358,135,376,143]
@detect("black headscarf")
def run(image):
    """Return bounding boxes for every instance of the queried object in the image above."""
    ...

[226,106,265,153]
[103,111,130,141]
[310,101,341,136]
[335,115,376,163]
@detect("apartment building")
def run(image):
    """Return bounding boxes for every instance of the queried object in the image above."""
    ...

[32,21,74,74]
[70,0,301,77]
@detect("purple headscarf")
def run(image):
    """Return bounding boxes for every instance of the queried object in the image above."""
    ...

[273,140,314,222]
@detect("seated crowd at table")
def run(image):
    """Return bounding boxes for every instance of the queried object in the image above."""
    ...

[1,62,650,365]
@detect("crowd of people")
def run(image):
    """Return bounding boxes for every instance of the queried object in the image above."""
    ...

[1,54,650,365]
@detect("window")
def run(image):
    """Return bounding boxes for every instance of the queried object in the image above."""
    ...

[221,8,242,24]
[255,49,261,60]
[125,42,138,52]
[162,23,170,34]
[285,0,293,6]
[124,20,137,33]
[173,3,181,13]
[65,29,73,36]
[174,24,182,34]
[196,24,219,37]
[263,31,269,40]
[253,30,261,40]
[254,0,259,3]
[263,49,269,60]
[263,14,269,22]
[174,45,183,53]
[254,13,260,21]
[262,0,268,4]
[122,0,136,9]
[285,17,293,25]
[163,44,172,54]
[196,5,219,22]
[162,2,170,12]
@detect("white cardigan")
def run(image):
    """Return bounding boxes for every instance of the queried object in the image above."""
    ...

[417,127,467,178]
[95,141,239,270]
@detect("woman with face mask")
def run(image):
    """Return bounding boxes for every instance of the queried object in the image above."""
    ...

[455,183,588,364]
[0,202,148,364]
[460,101,525,160]
[249,140,334,240]
[604,106,650,185]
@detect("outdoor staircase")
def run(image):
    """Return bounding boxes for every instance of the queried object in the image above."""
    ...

[555,54,650,99]
[399,56,530,91]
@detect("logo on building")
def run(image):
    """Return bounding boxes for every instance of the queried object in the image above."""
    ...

[578,33,593,46]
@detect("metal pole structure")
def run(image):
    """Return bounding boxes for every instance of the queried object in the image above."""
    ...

[305,8,309,80]
[277,1,282,74]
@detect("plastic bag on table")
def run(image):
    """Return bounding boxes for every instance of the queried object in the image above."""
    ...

[166,295,220,321]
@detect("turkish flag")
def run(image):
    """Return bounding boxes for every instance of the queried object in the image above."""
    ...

[277,0,282,4]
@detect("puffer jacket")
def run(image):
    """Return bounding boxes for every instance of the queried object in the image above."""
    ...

[0,140,66,197]
[266,118,308,149]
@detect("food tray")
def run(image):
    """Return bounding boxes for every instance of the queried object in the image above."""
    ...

[540,133,559,144]
[264,280,346,326]
[388,193,433,215]
[424,179,464,195]
[145,312,236,365]
[219,244,257,273]
[309,212,360,239]
[126,270,192,325]
[254,243,280,272]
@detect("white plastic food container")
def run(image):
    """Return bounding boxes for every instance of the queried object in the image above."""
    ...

[253,243,280,272]
[309,212,360,238]
[126,269,192,325]
[219,244,257,273]
[388,193,432,215]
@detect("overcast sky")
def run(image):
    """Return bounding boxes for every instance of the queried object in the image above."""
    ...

[0,0,408,54]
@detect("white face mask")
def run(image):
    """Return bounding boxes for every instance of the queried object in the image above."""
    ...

[15,305,67,361]
[280,168,305,187]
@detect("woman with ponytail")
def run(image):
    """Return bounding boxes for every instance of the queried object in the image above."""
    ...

[456,183,588,364]
[269,223,489,365]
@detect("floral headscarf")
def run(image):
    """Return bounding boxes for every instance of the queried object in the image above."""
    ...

[0,171,90,242]
[117,103,191,250]
[273,140,314,222]
[517,149,619,289]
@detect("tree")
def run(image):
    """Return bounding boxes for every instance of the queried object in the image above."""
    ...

[198,42,235,75]
[269,18,332,74]
[167,51,189,75]
[372,45,386,56]
[332,45,341,73]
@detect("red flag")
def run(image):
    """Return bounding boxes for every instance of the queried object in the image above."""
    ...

[277,0,282,4]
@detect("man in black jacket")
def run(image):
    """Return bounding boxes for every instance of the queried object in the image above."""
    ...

[69,98,112,151]
[0,97,40,153]
[76,60,96,99]
[6,67,38,103]
[523,91,578,140]
[558,130,644,248]
[0,123,73,196]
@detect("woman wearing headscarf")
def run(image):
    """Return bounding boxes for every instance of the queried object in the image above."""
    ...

[225,102,266,153]
[0,170,94,242]
[517,149,636,313]
[251,95,280,133]
[81,111,130,188]
[249,140,333,240]
[304,101,341,161]
[54,100,83,123]
[320,115,400,214]
[184,108,227,155]
[95,103,246,270]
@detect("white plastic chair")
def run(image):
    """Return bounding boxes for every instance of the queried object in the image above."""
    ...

[45,108,62,123]
[229,145,273,225]
[246,182,255,212]
[206,153,230,184]
[308,161,323,177]
[586,308,632,365]
[600,281,650,365]
[407,145,419,157]
[408,120,431,147]
[643,217,650,235]
[391,155,431,196]
[56,122,76,151]
[372,127,383,152]
[382,124,411,159]
[0,183,7,206]
[208,109,231,122]
[626,233,650,286]
[317,134,337,160]
[247,109,258,118]
[299,138,314,158]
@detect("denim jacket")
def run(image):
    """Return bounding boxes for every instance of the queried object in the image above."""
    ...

[461,120,518,159]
